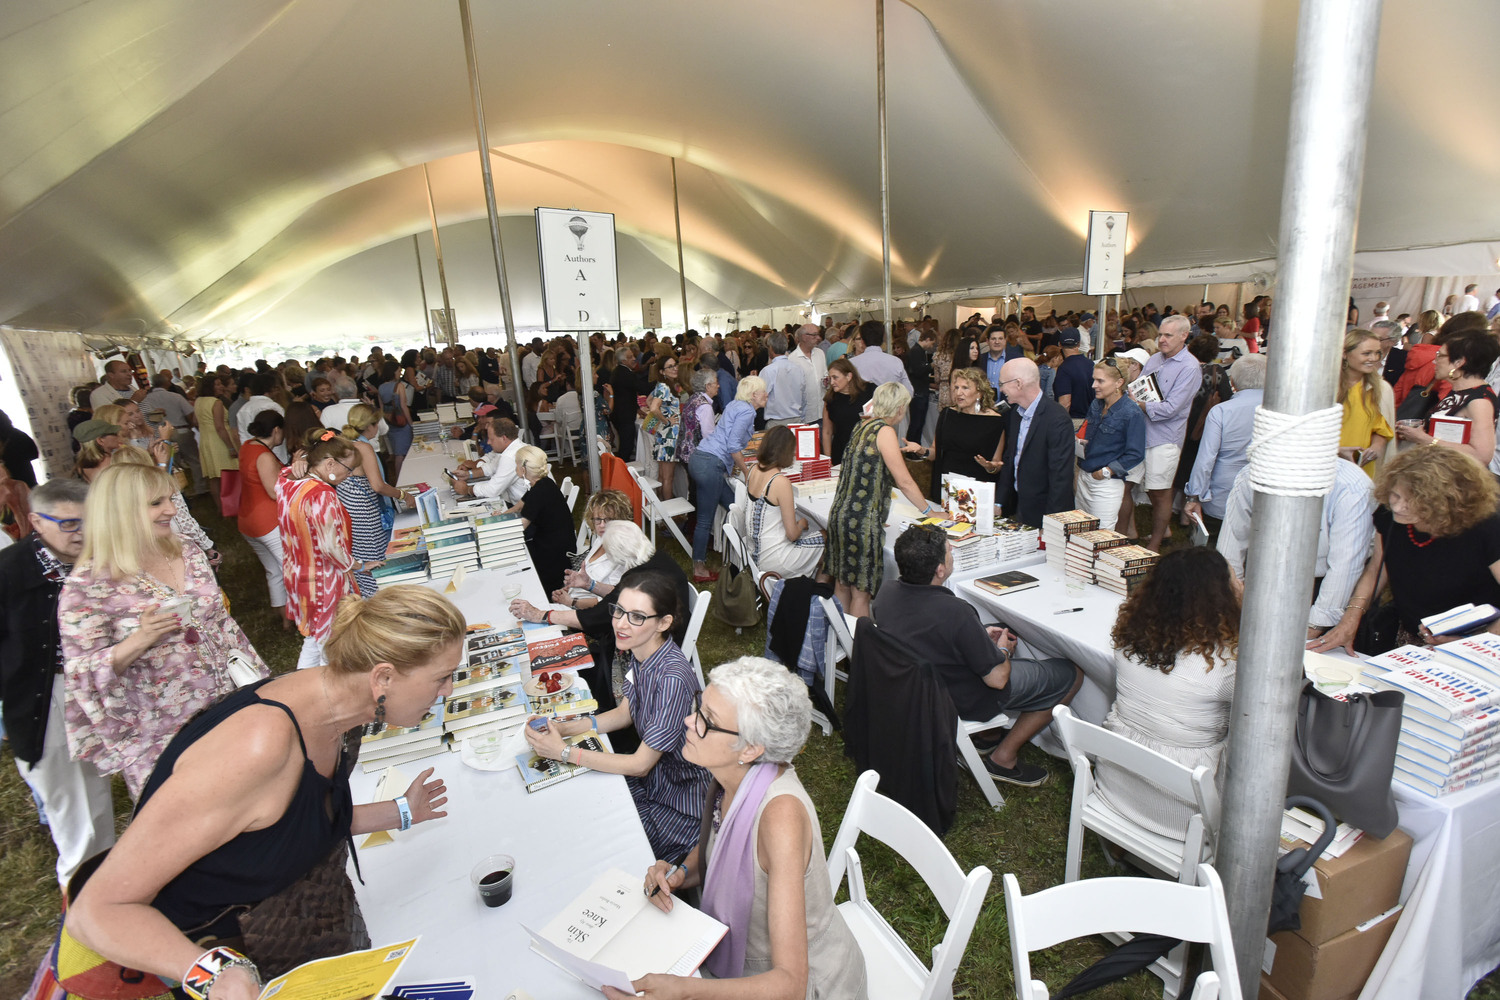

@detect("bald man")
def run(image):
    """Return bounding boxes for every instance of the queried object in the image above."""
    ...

[987,358,1075,527]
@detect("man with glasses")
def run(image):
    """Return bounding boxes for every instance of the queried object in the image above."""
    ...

[1371,319,1405,386]
[1137,315,1201,552]
[788,323,829,427]
[0,478,115,888]
[991,358,1075,528]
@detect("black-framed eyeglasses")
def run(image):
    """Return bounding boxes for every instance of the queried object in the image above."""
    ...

[996,377,1023,390]
[337,459,360,473]
[693,691,740,739]
[608,603,661,627]
[34,512,83,533]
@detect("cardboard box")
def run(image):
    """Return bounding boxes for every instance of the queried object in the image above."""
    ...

[1263,905,1401,1000]
[1282,827,1412,945]
[1259,978,1293,1000]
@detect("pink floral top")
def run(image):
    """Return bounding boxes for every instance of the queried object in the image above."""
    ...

[59,543,268,798]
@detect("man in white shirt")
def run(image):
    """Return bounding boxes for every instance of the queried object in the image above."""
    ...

[454,418,527,505]
[759,332,804,428]
[237,372,286,457]
[89,360,148,411]
[848,320,913,392]
[521,338,545,388]
[1459,283,1482,314]
[788,324,828,426]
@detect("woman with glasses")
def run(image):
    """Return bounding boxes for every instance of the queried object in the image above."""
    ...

[277,428,360,670]
[335,403,412,597]
[554,489,634,609]
[646,355,685,501]
[604,656,865,1000]
[523,572,708,860]
[1393,329,1498,467]
[60,463,268,799]
[1077,360,1147,524]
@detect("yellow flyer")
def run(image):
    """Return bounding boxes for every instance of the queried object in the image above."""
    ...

[258,938,418,1000]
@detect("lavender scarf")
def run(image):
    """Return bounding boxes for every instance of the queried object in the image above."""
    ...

[699,762,781,979]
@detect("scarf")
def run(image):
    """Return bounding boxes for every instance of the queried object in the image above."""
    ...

[699,762,781,979]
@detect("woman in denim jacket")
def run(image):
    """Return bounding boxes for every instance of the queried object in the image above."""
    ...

[1077,359,1146,527]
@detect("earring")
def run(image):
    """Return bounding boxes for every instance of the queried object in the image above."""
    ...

[365,694,387,736]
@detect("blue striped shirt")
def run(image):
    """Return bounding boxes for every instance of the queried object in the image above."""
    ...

[622,638,710,859]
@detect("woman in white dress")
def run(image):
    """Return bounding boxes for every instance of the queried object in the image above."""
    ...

[735,425,826,581]
[1094,547,1240,840]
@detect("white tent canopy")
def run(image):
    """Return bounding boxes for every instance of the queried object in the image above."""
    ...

[1,0,1497,347]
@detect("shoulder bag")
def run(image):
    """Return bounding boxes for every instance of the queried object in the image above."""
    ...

[711,562,761,629]
[1285,681,1404,837]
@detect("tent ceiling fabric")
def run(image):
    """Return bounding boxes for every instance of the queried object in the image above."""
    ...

[0,0,1496,345]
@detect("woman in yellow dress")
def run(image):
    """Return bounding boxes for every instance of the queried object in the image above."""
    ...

[194,373,240,500]
[1338,329,1394,478]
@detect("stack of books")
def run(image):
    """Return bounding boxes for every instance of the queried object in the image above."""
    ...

[1092,544,1160,596]
[371,552,430,588]
[385,526,423,559]
[411,411,444,442]
[1041,511,1100,572]
[951,534,1000,574]
[474,512,528,569]
[360,703,446,772]
[792,476,839,502]
[422,517,479,577]
[995,519,1041,561]
[787,456,833,483]
[1064,529,1131,584]
[1363,637,1500,796]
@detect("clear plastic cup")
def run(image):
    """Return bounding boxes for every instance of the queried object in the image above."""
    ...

[472,854,515,907]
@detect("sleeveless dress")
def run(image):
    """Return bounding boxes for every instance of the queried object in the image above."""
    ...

[194,395,237,477]
[826,418,894,594]
[927,408,1004,501]
[737,471,825,579]
[379,381,414,456]
[335,467,388,598]
[649,382,683,461]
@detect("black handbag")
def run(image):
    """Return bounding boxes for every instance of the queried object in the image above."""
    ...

[1394,381,1441,423]
[1286,682,1404,837]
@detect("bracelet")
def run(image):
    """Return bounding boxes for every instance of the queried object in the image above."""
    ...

[544,610,553,625]
[589,716,598,731]
[586,580,595,593]
[561,745,574,765]
[394,795,412,832]
[182,947,261,1000]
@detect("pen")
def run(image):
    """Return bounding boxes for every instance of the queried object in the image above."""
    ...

[1054,607,1084,615]
[648,852,690,898]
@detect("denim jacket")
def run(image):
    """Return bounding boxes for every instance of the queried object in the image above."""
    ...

[1080,395,1146,476]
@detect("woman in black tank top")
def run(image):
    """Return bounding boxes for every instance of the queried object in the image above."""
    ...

[62,586,467,1000]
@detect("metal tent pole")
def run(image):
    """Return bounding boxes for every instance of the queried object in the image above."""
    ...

[1215,1,1384,996]
[421,164,454,347]
[458,0,528,440]
[578,332,601,488]
[671,158,691,335]
[413,235,434,347]
[875,0,893,350]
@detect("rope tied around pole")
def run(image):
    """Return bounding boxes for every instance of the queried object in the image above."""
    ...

[1246,404,1344,497]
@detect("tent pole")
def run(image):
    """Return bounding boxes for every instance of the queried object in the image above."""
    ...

[458,0,529,440]
[875,0,893,350]
[420,163,455,348]
[671,158,691,336]
[413,235,434,348]
[1215,0,1384,996]
[578,332,601,489]
[1096,294,1106,360]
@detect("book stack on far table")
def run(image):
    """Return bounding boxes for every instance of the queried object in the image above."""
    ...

[1064,529,1130,584]
[370,552,430,588]
[1363,636,1500,796]
[474,512,528,569]
[1041,510,1100,572]
[411,411,443,443]
[360,703,447,773]
[1092,544,1160,596]
[787,456,832,483]
[422,516,479,577]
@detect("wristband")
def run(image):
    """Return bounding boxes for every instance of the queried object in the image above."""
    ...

[394,795,413,831]
[589,716,599,731]
[182,947,261,1000]
[544,610,553,625]
[586,580,596,593]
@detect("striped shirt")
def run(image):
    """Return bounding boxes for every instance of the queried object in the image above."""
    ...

[622,638,710,859]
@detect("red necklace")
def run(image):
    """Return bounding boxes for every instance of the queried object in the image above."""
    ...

[1407,524,1436,548]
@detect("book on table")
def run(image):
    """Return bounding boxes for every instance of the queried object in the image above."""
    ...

[443,687,529,736]
[515,732,610,792]
[974,570,1039,596]
[451,657,527,695]
[1421,604,1500,639]
[1431,633,1500,679]
[1361,644,1436,677]
[524,867,728,990]
[1366,661,1500,721]
[361,704,444,754]
[1095,543,1160,569]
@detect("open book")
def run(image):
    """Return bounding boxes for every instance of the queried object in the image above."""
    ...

[252,937,416,999]
[524,868,727,991]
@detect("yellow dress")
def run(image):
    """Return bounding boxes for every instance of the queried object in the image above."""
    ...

[194,395,238,476]
[1340,380,1393,478]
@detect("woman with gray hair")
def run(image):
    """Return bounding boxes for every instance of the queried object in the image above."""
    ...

[606,656,866,1000]
[678,367,720,467]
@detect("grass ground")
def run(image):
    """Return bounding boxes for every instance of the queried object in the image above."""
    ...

[2,461,1495,999]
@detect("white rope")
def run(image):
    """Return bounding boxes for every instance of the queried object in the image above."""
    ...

[1245,404,1345,497]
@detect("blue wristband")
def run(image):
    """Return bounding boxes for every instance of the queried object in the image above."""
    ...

[394,795,413,832]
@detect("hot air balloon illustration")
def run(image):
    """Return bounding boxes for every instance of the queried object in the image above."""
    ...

[1105,215,1116,236]
[568,216,589,252]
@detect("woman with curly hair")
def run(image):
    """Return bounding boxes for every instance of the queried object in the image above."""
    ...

[906,367,1004,500]
[1315,447,1500,653]
[1095,547,1240,839]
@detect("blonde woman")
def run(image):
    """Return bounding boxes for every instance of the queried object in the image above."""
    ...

[905,366,1004,501]
[338,403,412,597]
[109,445,218,563]
[59,464,267,799]
[63,587,459,998]
[514,444,573,593]
[1337,329,1395,477]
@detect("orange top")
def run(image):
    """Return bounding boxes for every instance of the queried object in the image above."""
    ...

[237,440,281,538]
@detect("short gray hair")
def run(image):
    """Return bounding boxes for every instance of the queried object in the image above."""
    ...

[690,369,716,394]
[709,656,811,763]
[600,519,655,570]
[869,380,911,421]
[32,478,89,514]
[1160,314,1191,338]
[768,332,788,355]
[1228,354,1267,390]
[1369,319,1398,334]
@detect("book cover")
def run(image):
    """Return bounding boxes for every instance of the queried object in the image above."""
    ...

[941,474,995,536]
[516,733,608,792]
[252,938,418,1000]
[1433,634,1500,680]
[1067,529,1130,551]
[1363,644,1437,674]
[1126,372,1162,404]
[359,740,449,772]
[1428,414,1472,444]
[443,688,526,728]
[361,704,445,749]
[451,657,526,693]
[528,633,594,674]
[1370,663,1500,720]
[1095,544,1161,568]
[974,570,1040,595]
[1403,704,1500,746]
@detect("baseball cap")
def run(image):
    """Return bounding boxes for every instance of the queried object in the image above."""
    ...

[473,403,499,417]
[1079,312,1096,323]
[74,419,121,444]
[1058,331,1081,347]
[1116,348,1151,367]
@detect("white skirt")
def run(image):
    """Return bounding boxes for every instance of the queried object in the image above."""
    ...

[1075,468,1125,524]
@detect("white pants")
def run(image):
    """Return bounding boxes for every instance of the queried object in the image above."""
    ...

[297,634,326,670]
[243,528,287,608]
[1075,469,1125,525]
[16,676,116,887]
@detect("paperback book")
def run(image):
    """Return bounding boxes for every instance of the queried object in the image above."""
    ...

[527,633,594,674]
[516,733,608,792]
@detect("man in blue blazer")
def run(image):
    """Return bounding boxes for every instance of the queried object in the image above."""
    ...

[990,358,1076,527]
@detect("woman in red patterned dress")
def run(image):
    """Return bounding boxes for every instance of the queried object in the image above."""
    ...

[277,429,360,670]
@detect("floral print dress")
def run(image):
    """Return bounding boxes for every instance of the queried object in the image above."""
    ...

[60,544,269,798]
[649,382,682,462]
[277,468,355,642]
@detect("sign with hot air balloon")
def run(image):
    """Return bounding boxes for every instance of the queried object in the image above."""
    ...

[535,207,621,332]
[1082,209,1128,296]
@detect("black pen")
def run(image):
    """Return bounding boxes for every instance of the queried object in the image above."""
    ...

[648,852,690,898]
[1054,607,1085,615]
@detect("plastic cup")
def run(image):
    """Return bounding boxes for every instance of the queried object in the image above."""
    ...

[502,584,523,602]
[1313,664,1354,693]
[158,595,194,626]
[472,854,515,907]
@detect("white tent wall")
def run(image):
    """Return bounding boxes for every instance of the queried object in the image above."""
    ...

[0,329,96,482]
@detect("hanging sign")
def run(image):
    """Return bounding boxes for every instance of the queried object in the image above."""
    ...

[1082,210,1128,296]
[536,208,621,332]
[641,297,663,329]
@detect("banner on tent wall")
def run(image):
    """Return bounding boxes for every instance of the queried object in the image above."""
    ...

[1083,211,1128,296]
[536,207,620,332]
[0,328,96,481]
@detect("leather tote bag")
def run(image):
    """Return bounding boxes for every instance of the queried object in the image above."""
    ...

[711,562,761,629]
[1286,681,1404,837]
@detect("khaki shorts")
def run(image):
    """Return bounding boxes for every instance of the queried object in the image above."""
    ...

[1142,443,1181,491]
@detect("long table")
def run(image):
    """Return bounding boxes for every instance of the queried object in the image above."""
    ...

[956,561,1500,1000]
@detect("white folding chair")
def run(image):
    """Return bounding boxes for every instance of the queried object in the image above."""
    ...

[956,706,1016,812]
[553,391,583,464]
[559,475,580,513]
[1051,705,1221,999]
[1003,863,1242,1000]
[827,771,992,1000]
[680,584,711,689]
[628,465,694,557]
[534,409,560,459]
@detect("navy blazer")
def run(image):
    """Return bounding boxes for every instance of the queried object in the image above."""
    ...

[996,393,1076,527]
[0,536,67,765]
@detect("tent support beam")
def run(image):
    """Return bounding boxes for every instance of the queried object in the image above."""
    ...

[458,0,528,439]
[875,0,893,349]
[578,332,601,489]
[420,164,454,347]
[672,157,691,336]
[1215,1,1383,996]
[413,235,434,348]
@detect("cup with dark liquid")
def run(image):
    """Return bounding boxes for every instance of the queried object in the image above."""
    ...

[471,854,515,907]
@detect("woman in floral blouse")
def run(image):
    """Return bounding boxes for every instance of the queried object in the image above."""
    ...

[278,428,360,670]
[60,464,268,799]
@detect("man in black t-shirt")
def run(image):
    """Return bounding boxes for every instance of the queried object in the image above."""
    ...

[872,525,1082,787]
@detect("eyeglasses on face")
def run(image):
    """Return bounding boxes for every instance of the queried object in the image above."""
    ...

[608,602,661,627]
[693,691,740,739]
[35,512,83,533]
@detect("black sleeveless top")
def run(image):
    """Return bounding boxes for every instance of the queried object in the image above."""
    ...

[136,679,357,939]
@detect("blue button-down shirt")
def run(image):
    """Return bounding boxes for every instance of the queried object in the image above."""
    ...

[849,346,913,393]
[760,354,804,422]
[984,352,1006,392]
[1081,395,1146,477]
[1138,348,1201,448]
[697,399,756,472]
[1014,391,1042,458]
[1184,388,1262,519]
